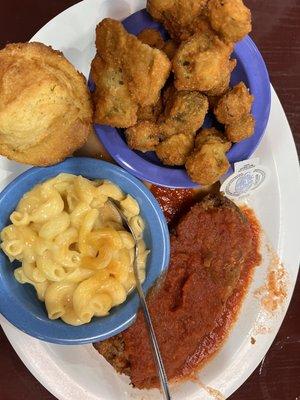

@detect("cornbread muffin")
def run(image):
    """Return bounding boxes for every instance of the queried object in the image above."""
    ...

[0,42,93,165]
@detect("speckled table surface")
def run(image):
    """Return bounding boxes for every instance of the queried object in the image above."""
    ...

[0,1,299,399]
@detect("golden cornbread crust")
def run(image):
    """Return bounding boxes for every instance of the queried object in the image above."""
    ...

[0,42,93,166]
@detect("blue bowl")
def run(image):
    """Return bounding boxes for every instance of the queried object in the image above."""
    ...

[94,9,271,188]
[0,158,170,344]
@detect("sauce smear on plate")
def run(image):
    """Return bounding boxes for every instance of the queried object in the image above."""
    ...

[150,185,195,225]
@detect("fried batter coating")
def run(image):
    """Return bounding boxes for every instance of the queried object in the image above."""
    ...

[92,18,171,127]
[214,83,255,142]
[91,57,138,128]
[0,42,93,166]
[156,133,194,165]
[162,40,178,60]
[225,114,255,142]
[147,0,209,41]
[159,86,209,137]
[186,127,231,185]
[137,28,165,49]
[195,127,231,149]
[186,144,229,185]
[173,32,233,92]
[147,0,251,43]
[96,19,171,105]
[208,0,252,43]
[214,82,254,124]
[126,87,208,155]
[137,97,163,122]
[206,58,236,108]
[205,58,236,97]
[125,121,160,152]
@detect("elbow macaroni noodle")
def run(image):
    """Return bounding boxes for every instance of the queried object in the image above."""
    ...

[0,173,149,325]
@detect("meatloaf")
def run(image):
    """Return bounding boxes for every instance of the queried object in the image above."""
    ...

[94,194,255,388]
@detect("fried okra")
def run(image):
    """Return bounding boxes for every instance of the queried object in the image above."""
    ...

[137,97,163,122]
[214,82,254,124]
[147,0,251,43]
[92,19,171,127]
[225,113,255,142]
[194,127,231,149]
[159,86,209,137]
[208,0,252,43]
[137,28,165,49]
[156,133,194,165]
[173,32,233,92]
[125,121,160,152]
[127,86,209,156]
[162,40,178,60]
[186,127,231,185]
[214,82,255,143]
[204,58,237,97]
[91,57,138,128]
[147,0,209,41]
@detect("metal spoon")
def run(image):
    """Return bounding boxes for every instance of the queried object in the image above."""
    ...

[108,198,171,400]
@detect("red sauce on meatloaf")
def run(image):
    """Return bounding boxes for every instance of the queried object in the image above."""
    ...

[181,207,261,374]
[122,192,261,389]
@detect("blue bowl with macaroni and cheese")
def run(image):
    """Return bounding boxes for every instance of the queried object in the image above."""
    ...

[0,157,170,344]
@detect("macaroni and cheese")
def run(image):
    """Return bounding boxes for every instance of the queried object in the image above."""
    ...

[0,173,149,325]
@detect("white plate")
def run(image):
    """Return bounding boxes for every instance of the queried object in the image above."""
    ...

[1,1,300,399]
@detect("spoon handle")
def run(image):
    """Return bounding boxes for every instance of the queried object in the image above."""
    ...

[107,198,171,399]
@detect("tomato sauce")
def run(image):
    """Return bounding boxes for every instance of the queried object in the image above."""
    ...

[123,190,262,388]
[150,185,196,226]
[181,207,261,375]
